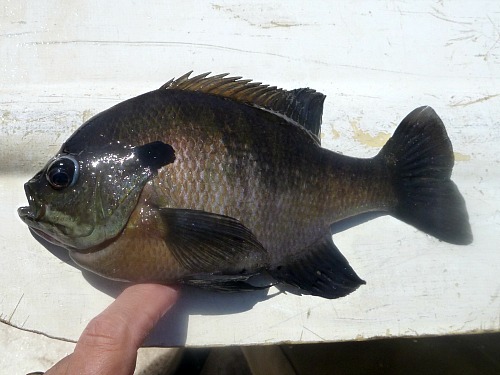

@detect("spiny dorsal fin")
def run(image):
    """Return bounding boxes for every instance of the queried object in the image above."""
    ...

[160,72,326,140]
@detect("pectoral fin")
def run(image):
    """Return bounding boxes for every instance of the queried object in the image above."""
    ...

[270,235,365,299]
[159,208,267,274]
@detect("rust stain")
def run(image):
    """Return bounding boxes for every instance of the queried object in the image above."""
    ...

[449,94,500,107]
[350,117,390,148]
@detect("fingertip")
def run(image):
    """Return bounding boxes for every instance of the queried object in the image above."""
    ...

[110,283,179,345]
[67,283,179,374]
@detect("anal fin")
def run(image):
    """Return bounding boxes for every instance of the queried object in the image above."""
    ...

[270,236,365,299]
[180,273,273,293]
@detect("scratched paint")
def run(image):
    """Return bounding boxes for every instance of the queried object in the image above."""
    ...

[449,94,500,108]
[211,3,312,29]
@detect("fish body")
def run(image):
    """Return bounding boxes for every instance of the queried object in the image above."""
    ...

[18,73,472,299]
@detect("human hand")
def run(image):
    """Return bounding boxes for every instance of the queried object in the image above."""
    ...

[37,283,178,375]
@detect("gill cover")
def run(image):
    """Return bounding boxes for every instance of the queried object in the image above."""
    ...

[88,141,176,229]
[20,141,175,251]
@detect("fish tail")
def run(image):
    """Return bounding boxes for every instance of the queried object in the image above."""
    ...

[378,106,472,245]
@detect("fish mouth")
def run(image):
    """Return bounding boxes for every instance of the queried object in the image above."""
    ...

[17,183,62,245]
[18,205,67,248]
[18,183,45,223]
[18,184,94,250]
[31,227,66,247]
[18,204,46,222]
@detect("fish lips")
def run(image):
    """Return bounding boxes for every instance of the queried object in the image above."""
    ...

[17,183,62,246]
[18,182,100,250]
[18,209,66,249]
[18,183,45,222]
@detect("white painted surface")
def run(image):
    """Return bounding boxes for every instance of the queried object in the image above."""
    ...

[1,0,499,370]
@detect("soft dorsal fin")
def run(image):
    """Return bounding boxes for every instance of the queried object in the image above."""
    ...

[160,72,326,140]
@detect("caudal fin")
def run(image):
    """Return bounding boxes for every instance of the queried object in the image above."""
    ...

[379,106,472,245]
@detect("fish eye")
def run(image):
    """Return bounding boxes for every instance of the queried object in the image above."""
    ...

[46,155,79,190]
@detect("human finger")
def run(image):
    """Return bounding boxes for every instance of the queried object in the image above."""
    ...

[45,283,178,375]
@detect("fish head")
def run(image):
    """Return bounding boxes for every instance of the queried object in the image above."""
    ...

[18,141,175,251]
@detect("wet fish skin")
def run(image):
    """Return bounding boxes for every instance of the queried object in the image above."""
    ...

[18,73,472,299]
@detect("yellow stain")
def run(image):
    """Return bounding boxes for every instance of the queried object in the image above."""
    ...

[82,109,94,123]
[320,127,340,141]
[349,118,472,161]
[1,110,12,124]
[454,152,471,161]
[350,118,390,148]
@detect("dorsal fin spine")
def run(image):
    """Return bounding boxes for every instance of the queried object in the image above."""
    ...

[160,72,326,140]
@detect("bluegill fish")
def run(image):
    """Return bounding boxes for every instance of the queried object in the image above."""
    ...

[18,73,472,299]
